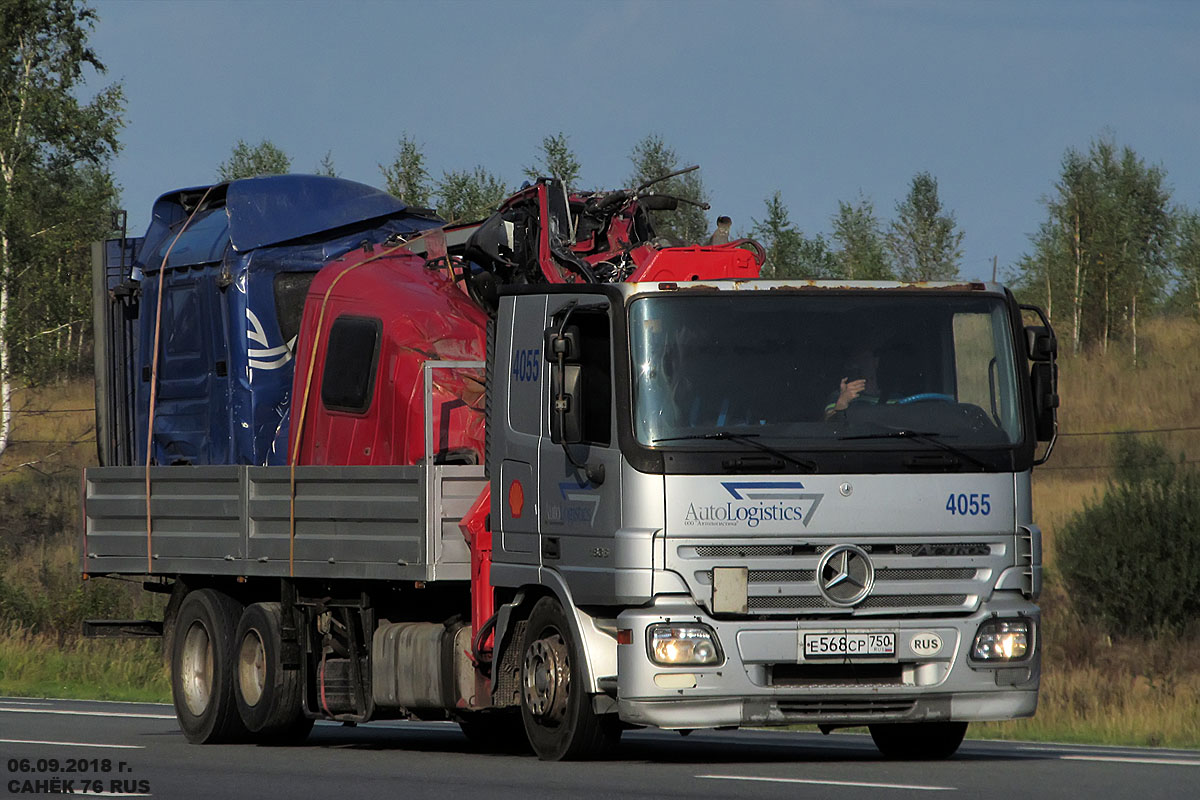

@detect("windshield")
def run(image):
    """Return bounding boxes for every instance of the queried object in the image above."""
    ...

[629,292,1023,450]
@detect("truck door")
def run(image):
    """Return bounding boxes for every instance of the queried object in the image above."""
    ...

[140,268,232,464]
[537,295,623,604]
[495,295,547,565]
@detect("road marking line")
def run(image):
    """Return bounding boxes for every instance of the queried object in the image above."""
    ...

[0,738,143,749]
[1061,755,1200,767]
[0,697,172,707]
[0,707,175,720]
[697,775,955,791]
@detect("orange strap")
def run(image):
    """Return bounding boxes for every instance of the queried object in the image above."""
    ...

[145,186,215,574]
[287,232,437,576]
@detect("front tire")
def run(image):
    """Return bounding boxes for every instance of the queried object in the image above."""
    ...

[171,589,250,744]
[519,597,620,761]
[233,602,313,744]
[869,721,968,759]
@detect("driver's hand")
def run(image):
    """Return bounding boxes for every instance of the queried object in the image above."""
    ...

[835,377,867,411]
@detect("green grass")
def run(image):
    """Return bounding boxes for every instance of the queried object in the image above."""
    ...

[0,627,169,702]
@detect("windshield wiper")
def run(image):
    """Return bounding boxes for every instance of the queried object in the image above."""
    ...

[651,431,817,472]
[839,428,990,471]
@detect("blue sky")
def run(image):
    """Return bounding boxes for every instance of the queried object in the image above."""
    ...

[88,0,1200,282]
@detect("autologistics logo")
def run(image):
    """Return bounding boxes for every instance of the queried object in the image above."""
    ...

[542,479,601,525]
[682,481,824,528]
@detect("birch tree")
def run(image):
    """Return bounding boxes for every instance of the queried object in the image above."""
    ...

[1017,136,1172,358]
[0,0,124,454]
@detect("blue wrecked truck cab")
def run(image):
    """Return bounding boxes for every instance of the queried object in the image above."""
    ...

[117,174,441,466]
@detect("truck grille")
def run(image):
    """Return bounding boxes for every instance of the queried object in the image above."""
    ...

[748,594,969,611]
[674,537,1005,617]
[696,567,975,584]
[775,698,917,720]
[771,663,906,688]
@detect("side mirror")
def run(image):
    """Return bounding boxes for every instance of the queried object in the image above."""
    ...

[1030,361,1058,442]
[1024,325,1057,362]
[545,324,583,444]
[550,364,583,444]
[1019,304,1058,463]
[463,212,517,272]
[543,326,579,362]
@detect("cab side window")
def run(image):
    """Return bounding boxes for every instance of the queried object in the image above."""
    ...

[548,308,611,446]
[321,315,382,414]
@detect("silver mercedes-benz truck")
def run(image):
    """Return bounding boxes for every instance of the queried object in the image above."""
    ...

[85,276,1056,762]
[489,278,1056,759]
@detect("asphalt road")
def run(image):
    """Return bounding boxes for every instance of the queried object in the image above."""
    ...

[2,697,1198,799]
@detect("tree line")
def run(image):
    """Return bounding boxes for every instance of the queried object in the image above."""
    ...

[748,173,963,283]
[1014,135,1197,360]
[4,0,1200,457]
[222,131,711,243]
[224,134,970,289]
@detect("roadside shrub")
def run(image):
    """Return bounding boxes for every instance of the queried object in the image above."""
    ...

[1057,437,1200,635]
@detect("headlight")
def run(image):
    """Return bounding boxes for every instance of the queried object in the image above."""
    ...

[647,623,722,666]
[972,618,1031,661]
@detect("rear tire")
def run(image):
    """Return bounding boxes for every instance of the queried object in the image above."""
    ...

[519,597,620,761]
[171,589,250,744]
[233,602,313,745]
[869,721,968,759]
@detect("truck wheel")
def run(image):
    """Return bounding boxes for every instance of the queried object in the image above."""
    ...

[171,589,250,744]
[869,721,968,759]
[519,596,620,761]
[233,603,314,745]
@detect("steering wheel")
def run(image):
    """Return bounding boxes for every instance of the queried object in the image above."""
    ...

[893,392,956,405]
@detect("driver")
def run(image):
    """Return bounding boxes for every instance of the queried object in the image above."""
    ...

[824,347,880,420]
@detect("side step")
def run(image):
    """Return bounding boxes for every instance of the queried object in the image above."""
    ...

[82,619,163,638]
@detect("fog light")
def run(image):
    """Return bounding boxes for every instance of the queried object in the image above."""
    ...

[647,623,722,666]
[973,618,1031,661]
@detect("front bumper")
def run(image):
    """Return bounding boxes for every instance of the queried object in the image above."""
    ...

[615,593,1039,729]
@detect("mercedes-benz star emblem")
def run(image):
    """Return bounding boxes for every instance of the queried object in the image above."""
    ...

[816,544,875,607]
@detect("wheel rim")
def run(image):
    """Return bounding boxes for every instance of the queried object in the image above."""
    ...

[238,627,267,708]
[522,631,570,724]
[181,621,214,716]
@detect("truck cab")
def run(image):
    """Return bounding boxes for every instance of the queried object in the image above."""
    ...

[489,279,1055,758]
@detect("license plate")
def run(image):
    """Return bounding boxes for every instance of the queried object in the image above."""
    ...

[803,632,896,659]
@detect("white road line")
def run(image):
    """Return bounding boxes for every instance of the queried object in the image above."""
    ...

[1061,755,1200,767]
[0,707,175,720]
[0,697,171,706]
[697,775,955,791]
[0,738,143,749]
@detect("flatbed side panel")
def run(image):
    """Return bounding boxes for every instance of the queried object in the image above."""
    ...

[85,467,242,575]
[85,465,451,581]
[246,466,428,577]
